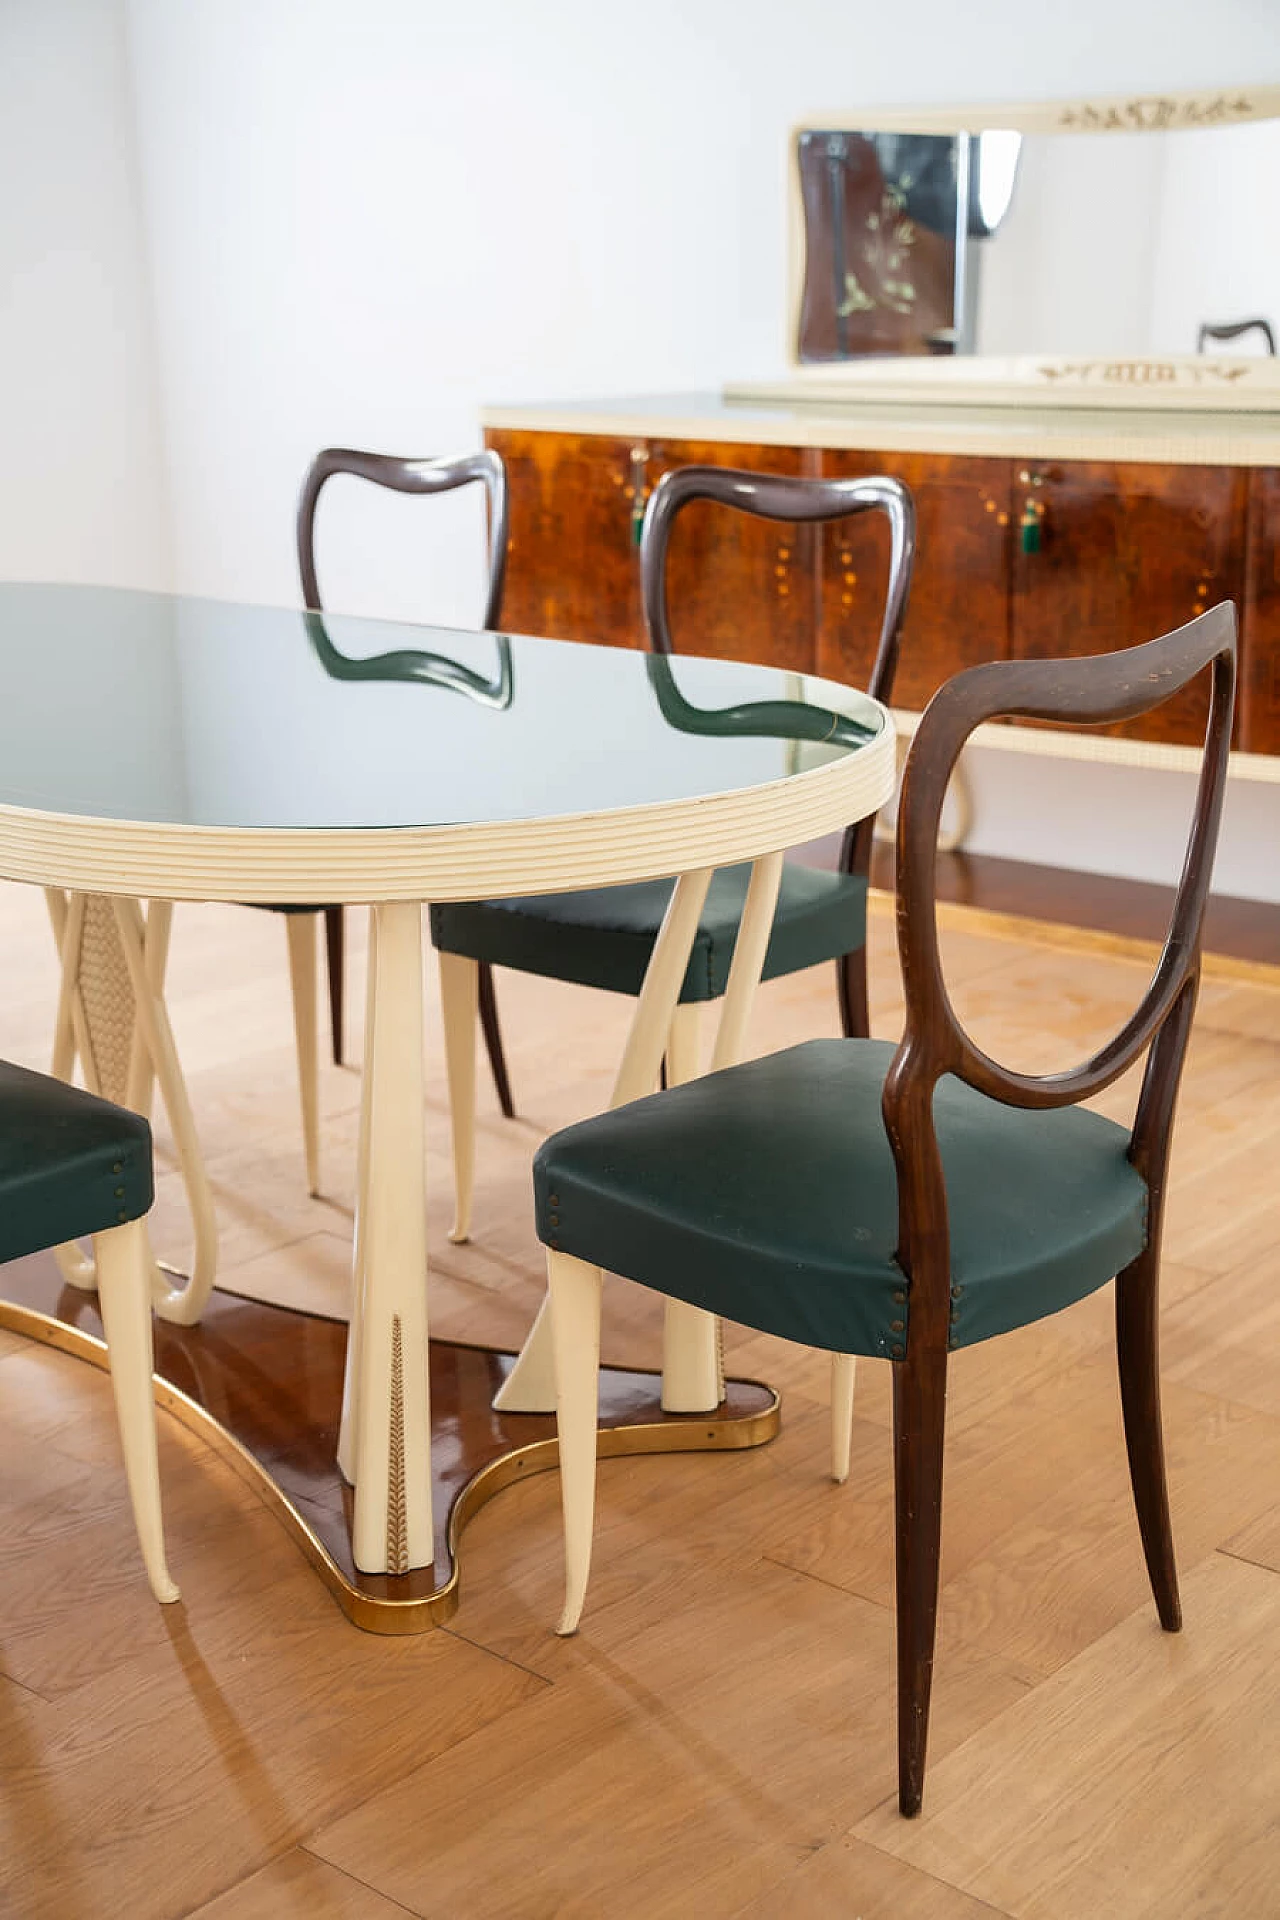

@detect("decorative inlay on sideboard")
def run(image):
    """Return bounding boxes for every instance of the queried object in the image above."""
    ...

[1036,360,1253,390]
[1058,92,1257,133]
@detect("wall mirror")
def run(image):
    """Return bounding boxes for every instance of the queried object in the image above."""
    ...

[746,85,1280,412]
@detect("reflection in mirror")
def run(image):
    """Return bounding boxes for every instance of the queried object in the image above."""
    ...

[1197,317,1277,356]
[304,610,514,709]
[645,653,878,749]
[797,130,1023,358]
[797,110,1279,364]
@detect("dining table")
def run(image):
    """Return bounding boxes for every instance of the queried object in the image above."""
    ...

[0,582,895,1629]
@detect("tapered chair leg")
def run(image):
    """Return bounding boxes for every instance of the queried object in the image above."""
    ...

[547,1248,603,1636]
[660,1005,722,1414]
[93,1216,180,1604]
[324,906,345,1066]
[1115,1247,1182,1631]
[837,945,870,1040]
[831,1353,857,1483]
[439,949,478,1244]
[892,1341,948,1818]
[477,962,516,1118]
[285,913,322,1196]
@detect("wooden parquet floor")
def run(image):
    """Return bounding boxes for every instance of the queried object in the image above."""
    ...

[0,878,1278,1918]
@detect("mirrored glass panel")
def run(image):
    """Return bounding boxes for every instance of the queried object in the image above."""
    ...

[796,113,1280,364]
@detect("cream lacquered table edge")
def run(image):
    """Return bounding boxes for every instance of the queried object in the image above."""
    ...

[0,671,895,1582]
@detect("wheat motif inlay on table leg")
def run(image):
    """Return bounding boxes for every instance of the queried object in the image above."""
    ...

[387,1313,409,1576]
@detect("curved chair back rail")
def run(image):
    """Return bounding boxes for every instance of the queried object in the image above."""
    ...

[1196,317,1277,356]
[296,446,509,628]
[287,442,516,1121]
[428,464,917,1243]
[885,603,1236,1341]
[638,465,914,884]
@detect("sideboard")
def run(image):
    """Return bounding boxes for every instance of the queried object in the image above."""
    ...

[481,393,1280,764]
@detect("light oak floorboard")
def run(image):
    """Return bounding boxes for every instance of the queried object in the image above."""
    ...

[0,880,1276,1917]
[309,1556,1028,1919]
[855,1553,1280,1919]
[188,1847,417,1919]
[0,1347,541,1919]
[1221,1499,1280,1576]
[732,1833,1011,1918]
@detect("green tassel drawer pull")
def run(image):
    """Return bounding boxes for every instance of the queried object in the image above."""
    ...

[628,445,649,547]
[1018,468,1047,554]
[1020,498,1043,553]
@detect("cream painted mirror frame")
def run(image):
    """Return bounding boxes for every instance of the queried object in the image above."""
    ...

[776,82,1280,413]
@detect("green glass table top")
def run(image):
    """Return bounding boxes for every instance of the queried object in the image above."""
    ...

[0,584,884,832]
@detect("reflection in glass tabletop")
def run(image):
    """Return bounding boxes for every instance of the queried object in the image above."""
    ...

[0,585,884,831]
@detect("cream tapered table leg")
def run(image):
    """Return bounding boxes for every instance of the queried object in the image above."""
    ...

[94,1214,181,1604]
[660,850,785,1412]
[344,900,434,1576]
[284,912,322,1198]
[657,1001,715,1412]
[337,907,379,1487]
[438,949,479,1246]
[45,890,218,1326]
[493,866,715,1415]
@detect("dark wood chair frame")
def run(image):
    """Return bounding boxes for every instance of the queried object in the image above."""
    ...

[543,603,1236,1820]
[293,446,515,1114]
[883,604,1235,1812]
[1196,317,1277,356]
[639,465,915,1040]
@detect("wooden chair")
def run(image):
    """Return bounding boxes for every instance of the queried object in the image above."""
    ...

[1,1060,178,1603]
[1196,317,1276,356]
[431,466,915,1244]
[535,604,1236,1818]
[261,447,516,1194]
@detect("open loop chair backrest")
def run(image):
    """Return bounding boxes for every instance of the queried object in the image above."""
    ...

[638,465,914,706]
[638,465,915,880]
[883,604,1237,1336]
[296,447,509,628]
[1196,318,1277,356]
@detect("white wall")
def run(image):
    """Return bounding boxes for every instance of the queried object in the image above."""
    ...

[976,132,1167,357]
[119,0,1280,616]
[0,0,170,589]
[9,1,1280,896]
[977,118,1280,360]
[1148,120,1280,356]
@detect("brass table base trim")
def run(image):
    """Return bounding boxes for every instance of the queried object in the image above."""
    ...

[0,1280,779,1636]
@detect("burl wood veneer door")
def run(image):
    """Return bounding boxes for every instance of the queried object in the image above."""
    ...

[1010,461,1248,747]
[643,439,816,669]
[1242,468,1280,755]
[484,429,644,647]
[816,451,1013,708]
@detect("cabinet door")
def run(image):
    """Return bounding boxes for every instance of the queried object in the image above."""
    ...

[1010,462,1248,746]
[816,451,1013,709]
[1242,468,1280,755]
[642,438,815,669]
[484,429,644,647]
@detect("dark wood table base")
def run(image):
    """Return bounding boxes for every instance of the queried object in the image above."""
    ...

[0,1255,779,1633]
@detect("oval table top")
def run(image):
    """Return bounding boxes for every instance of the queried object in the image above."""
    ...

[0,584,895,902]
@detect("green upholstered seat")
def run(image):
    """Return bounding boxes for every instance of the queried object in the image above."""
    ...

[0,1060,153,1266]
[534,1038,1148,1356]
[430,864,868,1005]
